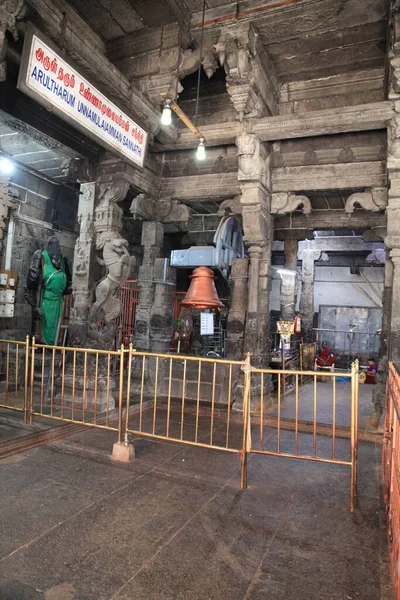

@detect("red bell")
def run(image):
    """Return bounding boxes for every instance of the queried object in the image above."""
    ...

[181,266,224,309]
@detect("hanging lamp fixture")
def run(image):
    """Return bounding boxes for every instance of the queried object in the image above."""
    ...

[160,99,172,125]
[160,0,207,162]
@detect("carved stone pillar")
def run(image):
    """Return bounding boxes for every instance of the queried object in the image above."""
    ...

[70,180,131,349]
[226,258,249,359]
[280,238,298,321]
[299,249,320,343]
[0,176,11,261]
[215,22,279,119]
[237,132,273,368]
[0,1,25,82]
[149,258,176,353]
[244,244,262,355]
[69,183,96,347]
[133,222,164,351]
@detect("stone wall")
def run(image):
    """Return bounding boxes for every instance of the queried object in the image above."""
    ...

[0,169,78,340]
[270,266,384,313]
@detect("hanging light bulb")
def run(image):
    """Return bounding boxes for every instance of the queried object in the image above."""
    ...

[161,99,172,126]
[196,137,206,161]
[0,157,13,175]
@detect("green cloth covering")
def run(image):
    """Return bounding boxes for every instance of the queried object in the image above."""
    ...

[41,249,67,345]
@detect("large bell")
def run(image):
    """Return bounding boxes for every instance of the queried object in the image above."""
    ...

[181,266,224,309]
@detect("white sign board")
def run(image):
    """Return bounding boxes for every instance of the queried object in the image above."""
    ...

[200,313,214,336]
[18,26,148,168]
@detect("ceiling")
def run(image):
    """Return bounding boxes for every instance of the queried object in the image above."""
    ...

[64,0,389,84]
[0,122,80,182]
[64,0,178,40]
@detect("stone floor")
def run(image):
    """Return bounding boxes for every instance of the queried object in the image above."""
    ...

[0,410,393,600]
[267,380,377,430]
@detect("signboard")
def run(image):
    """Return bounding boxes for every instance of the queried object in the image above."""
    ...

[18,25,148,168]
[200,313,214,336]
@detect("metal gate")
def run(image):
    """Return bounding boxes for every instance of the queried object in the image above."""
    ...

[246,362,359,511]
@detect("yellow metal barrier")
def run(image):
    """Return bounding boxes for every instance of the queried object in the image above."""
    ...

[0,336,29,421]
[246,362,359,511]
[123,346,246,460]
[29,337,122,435]
[0,337,359,510]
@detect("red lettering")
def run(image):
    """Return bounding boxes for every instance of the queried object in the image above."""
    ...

[35,47,44,63]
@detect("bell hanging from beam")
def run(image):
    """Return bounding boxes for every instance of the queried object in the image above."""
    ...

[181,266,224,309]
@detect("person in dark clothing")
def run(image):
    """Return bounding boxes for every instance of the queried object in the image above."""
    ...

[365,358,377,384]
[316,341,337,368]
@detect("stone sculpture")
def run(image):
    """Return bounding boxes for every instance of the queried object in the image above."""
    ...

[25,236,72,344]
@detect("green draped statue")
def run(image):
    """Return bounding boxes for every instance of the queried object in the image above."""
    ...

[25,236,72,345]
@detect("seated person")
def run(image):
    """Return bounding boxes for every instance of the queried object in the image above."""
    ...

[316,341,337,368]
[365,358,377,384]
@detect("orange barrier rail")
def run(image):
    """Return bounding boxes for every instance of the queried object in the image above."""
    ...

[383,362,400,598]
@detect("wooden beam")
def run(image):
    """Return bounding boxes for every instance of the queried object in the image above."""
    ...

[274,210,386,235]
[160,172,240,200]
[157,101,394,150]
[272,161,386,192]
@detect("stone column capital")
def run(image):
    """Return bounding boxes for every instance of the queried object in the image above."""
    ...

[390,247,400,265]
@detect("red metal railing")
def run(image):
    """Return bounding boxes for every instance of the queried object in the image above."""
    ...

[383,362,400,598]
[62,282,186,347]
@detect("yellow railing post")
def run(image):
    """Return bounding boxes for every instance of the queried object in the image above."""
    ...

[124,343,133,443]
[29,337,35,425]
[350,360,359,512]
[118,344,124,443]
[23,335,29,423]
[240,352,252,490]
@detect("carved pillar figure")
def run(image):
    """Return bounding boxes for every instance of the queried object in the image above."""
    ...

[299,249,321,343]
[226,258,249,359]
[133,222,164,351]
[280,238,298,321]
[0,1,24,82]
[215,22,279,119]
[69,183,96,347]
[70,180,132,349]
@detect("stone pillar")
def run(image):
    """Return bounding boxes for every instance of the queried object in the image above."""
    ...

[372,252,393,419]
[226,258,249,359]
[236,132,273,368]
[149,258,176,353]
[69,182,96,347]
[0,3,24,82]
[299,249,320,343]
[244,245,261,355]
[280,238,298,321]
[133,222,164,351]
[386,104,400,365]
